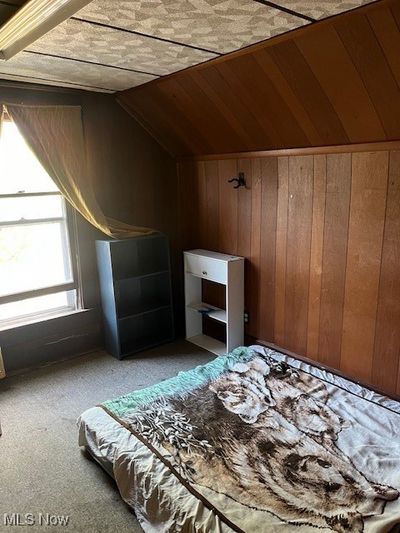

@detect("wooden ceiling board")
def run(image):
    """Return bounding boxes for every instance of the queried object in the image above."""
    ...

[251,48,322,145]
[334,10,400,139]
[367,5,400,88]
[117,0,400,156]
[294,25,386,141]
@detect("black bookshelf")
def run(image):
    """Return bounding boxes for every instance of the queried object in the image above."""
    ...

[96,233,174,359]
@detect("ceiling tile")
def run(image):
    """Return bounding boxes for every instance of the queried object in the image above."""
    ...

[280,0,376,20]
[27,17,217,76]
[76,0,308,54]
[0,52,156,92]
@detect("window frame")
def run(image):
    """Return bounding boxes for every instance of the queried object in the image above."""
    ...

[0,120,82,318]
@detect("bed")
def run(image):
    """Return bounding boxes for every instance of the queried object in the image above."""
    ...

[78,345,400,532]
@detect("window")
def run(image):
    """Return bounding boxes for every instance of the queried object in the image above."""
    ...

[0,118,80,327]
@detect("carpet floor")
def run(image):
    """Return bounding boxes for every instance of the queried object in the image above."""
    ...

[0,340,213,532]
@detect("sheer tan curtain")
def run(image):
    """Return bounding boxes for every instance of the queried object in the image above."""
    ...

[1,103,153,239]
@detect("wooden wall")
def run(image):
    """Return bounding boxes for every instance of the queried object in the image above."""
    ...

[118,0,400,157]
[179,147,400,396]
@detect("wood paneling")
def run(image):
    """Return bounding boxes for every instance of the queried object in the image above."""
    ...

[340,152,388,382]
[248,159,262,339]
[307,155,326,359]
[118,0,400,157]
[218,160,238,254]
[178,146,400,396]
[284,156,313,354]
[274,157,288,346]
[318,154,352,369]
[259,158,278,343]
[372,151,400,394]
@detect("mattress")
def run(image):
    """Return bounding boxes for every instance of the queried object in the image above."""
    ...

[78,345,400,533]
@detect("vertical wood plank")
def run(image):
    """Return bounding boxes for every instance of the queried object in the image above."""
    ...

[274,157,289,346]
[340,152,388,382]
[248,158,262,338]
[237,159,253,259]
[372,151,400,393]
[259,157,278,342]
[218,159,238,254]
[178,160,201,250]
[318,154,352,368]
[372,150,400,393]
[202,162,223,316]
[284,156,314,354]
[398,358,400,396]
[237,159,253,337]
[196,161,208,249]
[204,160,220,251]
[307,155,327,359]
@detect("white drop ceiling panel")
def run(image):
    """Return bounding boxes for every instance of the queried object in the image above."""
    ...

[0,51,156,92]
[27,17,216,76]
[77,0,308,54]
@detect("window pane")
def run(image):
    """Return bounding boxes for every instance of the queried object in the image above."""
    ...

[0,290,76,323]
[0,195,64,222]
[0,222,73,297]
[0,121,58,194]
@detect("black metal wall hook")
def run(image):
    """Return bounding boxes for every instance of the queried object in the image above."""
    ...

[228,172,246,189]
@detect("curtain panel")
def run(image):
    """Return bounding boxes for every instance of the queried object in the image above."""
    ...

[1,104,154,239]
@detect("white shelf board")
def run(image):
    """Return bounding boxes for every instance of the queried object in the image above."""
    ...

[186,302,227,323]
[185,249,243,262]
[187,334,227,356]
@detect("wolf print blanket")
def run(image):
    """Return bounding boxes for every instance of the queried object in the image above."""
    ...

[101,347,400,533]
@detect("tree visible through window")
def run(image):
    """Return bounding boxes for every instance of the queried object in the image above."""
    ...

[0,119,80,326]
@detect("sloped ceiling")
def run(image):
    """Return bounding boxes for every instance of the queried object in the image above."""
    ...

[117,0,400,156]
[0,0,375,92]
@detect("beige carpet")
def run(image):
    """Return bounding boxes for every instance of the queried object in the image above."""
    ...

[0,340,213,532]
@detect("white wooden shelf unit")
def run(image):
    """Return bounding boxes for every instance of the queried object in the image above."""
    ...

[184,249,244,355]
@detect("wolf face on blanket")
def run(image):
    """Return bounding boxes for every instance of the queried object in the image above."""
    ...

[119,351,399,532]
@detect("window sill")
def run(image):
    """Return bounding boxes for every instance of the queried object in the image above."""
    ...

[0,308,91,332]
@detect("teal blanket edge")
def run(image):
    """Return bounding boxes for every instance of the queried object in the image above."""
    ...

[102,346,255,417]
